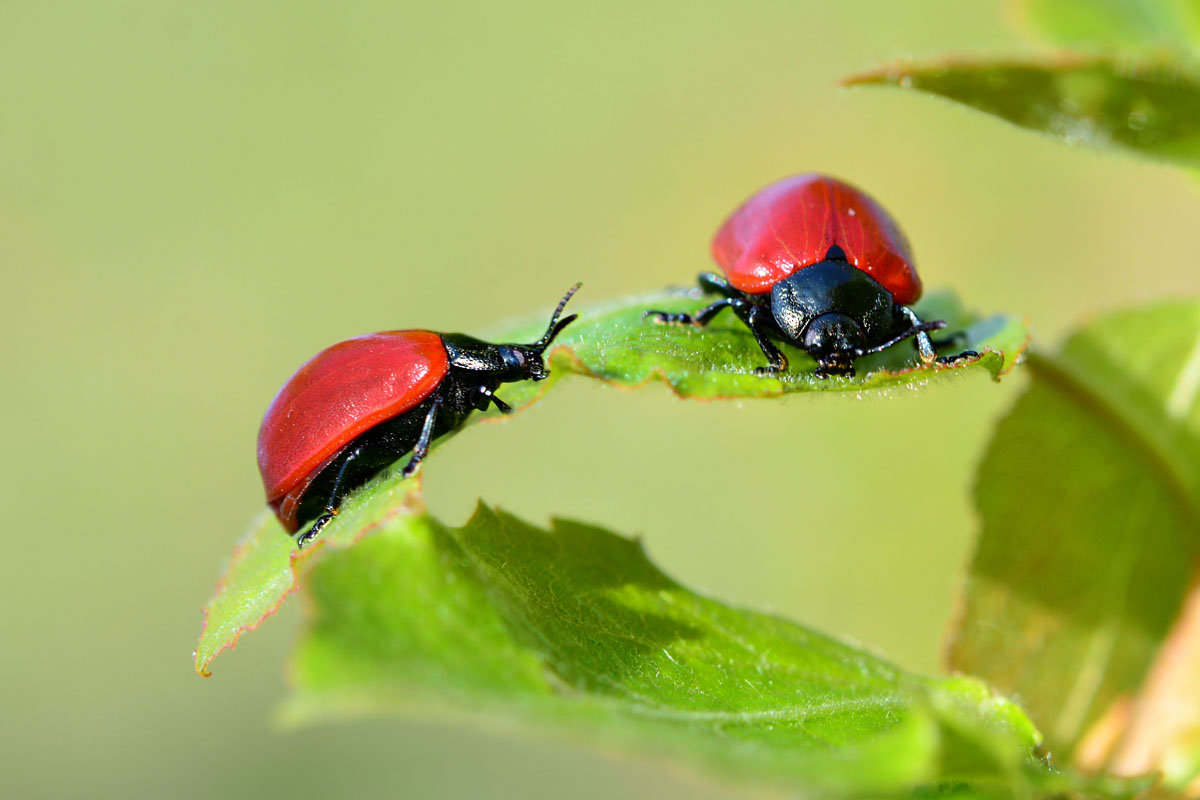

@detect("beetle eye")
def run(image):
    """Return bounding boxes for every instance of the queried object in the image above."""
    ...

[501,347,526,373]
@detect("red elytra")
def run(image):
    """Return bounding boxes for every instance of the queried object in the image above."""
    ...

[257,330,449,531]
[710,174,921,305]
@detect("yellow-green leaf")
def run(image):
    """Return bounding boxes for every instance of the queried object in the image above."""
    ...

[845,55,1200,169]
[1014,0,1200,54]
[949,301,1200,788]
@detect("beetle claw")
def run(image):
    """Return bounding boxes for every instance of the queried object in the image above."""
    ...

[297,511,335,549]
[813,365,855,379]
[644,309,696,326]
[936,349,980,366]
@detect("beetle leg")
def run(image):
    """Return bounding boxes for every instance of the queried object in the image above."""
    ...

[644,272,746,325]
[648,287,786,375]
[697,271,740,298]
[929,330,980,363]
[897,307,939,364]
[401,396,442,478]
[896,307,979,365]
[815,361,855,379]
[297,514,332,548]
[476,385,513,414]
[935,349,980,365]
[296,443,366,548]
[865,312,945,357]
[644,297,736,326]
[738,303,788,375]
[468,385,492,412]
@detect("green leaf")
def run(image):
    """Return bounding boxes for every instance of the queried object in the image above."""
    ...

[279,498,1118,797]
[196,290,1025,677]
[948,301,1200,785]
[844,55,1200,169]
[1014,0,1200,54]
[503,288,1025,404]
[193,480,424,677]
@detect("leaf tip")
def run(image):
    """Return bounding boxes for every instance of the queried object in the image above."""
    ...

[840,63,908,88]
[194,579,301,678]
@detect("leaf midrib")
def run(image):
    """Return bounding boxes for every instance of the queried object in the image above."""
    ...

[1027,351,1200,525]
[443,517,915,727]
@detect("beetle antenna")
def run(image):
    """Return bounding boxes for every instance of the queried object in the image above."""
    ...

[861,320,945,355]
[529,282,582,352]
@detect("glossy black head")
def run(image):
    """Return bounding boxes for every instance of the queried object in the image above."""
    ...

[802,313,865,375]
[507,282,581,380]
[768,246,895,374]
[443,283,581,381]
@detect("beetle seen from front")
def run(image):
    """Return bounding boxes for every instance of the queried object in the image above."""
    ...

[646,174,977,377]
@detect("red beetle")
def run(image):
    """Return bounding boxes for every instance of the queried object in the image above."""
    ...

[646,174,975,377]
[258,284,580,547]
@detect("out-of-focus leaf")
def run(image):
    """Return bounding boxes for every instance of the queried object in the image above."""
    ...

[1013,0,1200,54]
[948,301,1200,787]
[196,290,1025,677]
[280,499,1141,797]
[1106,587,1200,790]
[844,55,1200,168]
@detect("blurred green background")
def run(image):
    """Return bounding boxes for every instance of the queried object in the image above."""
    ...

[4,1,1199,797]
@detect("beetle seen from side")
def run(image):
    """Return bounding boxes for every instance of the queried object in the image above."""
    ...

[646,174,976,377]
[257,284,581,547]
